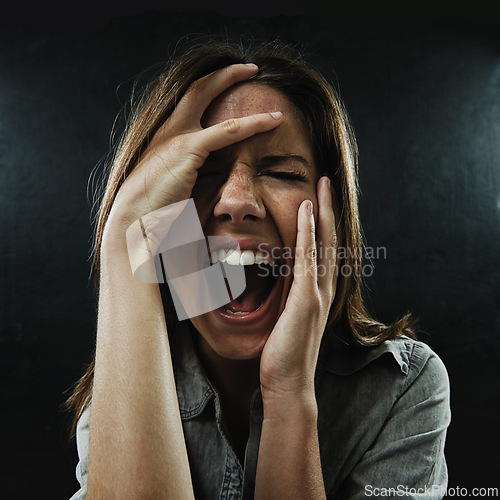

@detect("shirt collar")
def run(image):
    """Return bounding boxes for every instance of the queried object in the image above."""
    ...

[321,336,413,376]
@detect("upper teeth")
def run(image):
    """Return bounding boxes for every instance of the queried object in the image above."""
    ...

[210,249,274,266]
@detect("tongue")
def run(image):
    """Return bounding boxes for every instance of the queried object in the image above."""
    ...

[223,266,274,313]
[224,289,263,313]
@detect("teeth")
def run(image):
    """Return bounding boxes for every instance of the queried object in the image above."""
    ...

[240,250,255,265]
[211,248,274,266]
[225,250,241,265]
[218,250,227,262]
[255,253,268,265]
[224,310,249,315]
[223,299,266,315]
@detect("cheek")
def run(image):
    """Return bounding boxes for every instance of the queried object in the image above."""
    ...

[267,187,317,245]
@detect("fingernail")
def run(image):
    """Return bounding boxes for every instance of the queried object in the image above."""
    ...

[270,111,282,120]
[307,200,313,215]
[325,177,331,189]
[245,63,258,69]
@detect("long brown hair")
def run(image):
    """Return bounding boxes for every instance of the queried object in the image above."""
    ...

[67,38,416,433]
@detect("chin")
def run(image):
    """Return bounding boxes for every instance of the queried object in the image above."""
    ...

[192,309,277,361]
[211,334,270,361]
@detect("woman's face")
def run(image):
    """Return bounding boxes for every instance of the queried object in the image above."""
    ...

[190,82,319,361]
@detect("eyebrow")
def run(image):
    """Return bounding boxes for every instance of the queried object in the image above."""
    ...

[258,154,313,170]
[203,152,313,171]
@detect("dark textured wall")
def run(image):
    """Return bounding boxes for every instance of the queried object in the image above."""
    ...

[1,7,499,499]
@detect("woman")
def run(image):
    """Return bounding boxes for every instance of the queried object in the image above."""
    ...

[68,40,451,499]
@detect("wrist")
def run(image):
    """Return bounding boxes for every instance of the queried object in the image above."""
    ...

[262,386,318,423]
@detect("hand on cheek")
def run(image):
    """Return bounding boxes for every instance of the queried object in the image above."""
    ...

[259,176,337,402]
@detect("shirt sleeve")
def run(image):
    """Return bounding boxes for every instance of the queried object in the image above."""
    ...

[69,406,90,500]
[337,342,451,499]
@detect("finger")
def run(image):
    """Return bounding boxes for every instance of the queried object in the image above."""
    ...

[292,199,317,292]
[192,111,283,156]
[169,63,259,128]
[316,176,338,293]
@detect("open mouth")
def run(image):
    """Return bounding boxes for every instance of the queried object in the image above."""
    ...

[223,263,276,314]
[210,248,281,321]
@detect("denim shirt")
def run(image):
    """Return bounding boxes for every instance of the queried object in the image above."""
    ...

[70,327,450,499]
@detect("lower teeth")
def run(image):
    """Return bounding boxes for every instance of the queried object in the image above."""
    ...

[223,300,265,315]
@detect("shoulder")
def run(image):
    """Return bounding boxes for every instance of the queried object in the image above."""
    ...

[316,336,450,417]
[316,338,451,493]
[320,336,448,383]
[400,338,449,394]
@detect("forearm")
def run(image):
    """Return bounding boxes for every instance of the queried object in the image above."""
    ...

[87,224,194,499]
[255,392,326,500]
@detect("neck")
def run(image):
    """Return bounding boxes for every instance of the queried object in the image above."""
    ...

[192,332,260,406]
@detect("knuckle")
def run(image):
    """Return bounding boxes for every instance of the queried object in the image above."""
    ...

[306,245,317,261]
[331,232,338,248]
[222,118,240,134]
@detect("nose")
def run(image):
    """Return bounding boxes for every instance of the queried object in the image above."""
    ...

[213,164,265,222]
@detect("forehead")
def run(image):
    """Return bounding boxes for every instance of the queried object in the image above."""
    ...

[202,82,302,127]
[201,83,313,167]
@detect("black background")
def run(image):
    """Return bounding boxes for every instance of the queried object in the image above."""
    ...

[1,1,499,498]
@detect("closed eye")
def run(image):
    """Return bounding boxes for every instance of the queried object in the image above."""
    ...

[261,171,308,182]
